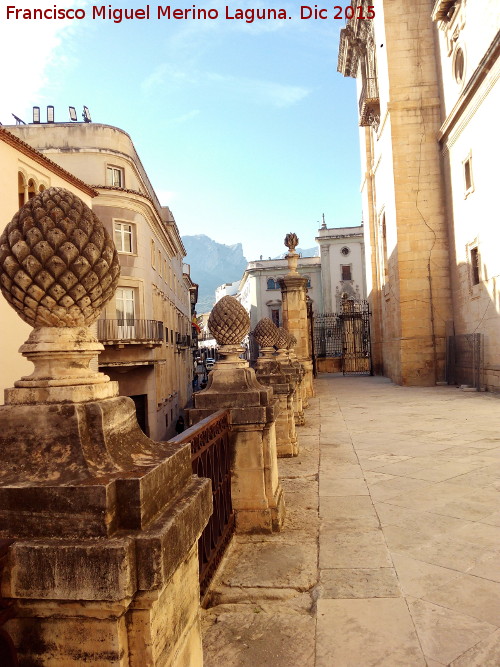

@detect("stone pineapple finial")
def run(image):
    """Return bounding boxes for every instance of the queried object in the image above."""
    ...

[0,187,120,327]
[0,187,121,404]
[253,317,279,347]
[208,295,250,345]
[253,317,279,359]
[275,327,290,351]
[284,232,299,275]
[208,295,250,367]
[284,233,299,252]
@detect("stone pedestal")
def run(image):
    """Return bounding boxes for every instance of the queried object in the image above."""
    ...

[0,188,211,665]
[0,390,211,666]
[254,350,298,457]
[279,274,314,398]
[278,235,315,400]
[189,358,285,534]
[275,343,305,427]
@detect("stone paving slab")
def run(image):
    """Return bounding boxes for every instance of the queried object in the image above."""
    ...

[202,376,500,666]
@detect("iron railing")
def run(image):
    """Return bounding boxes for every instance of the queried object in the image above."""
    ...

[446,333,483,390]
[169,410,234,598]
[97,319,164,343]
[0,539,17,666]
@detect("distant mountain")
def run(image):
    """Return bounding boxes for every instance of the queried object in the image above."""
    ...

[182,235,248,312]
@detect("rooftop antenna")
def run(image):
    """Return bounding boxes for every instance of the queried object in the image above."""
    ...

[82,106,92,123]
[69,106,78,121]
[12,114,26,125]
[321,213,327,229]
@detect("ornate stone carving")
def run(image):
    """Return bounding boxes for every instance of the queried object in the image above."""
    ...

[208,295,250,345]
[0,187,120,328]
[284,232,300,276]
[284,232,299,252]
[253,317,279,348]
[275,327,290,351]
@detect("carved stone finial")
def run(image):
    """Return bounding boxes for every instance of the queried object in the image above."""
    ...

[275,327,290,351]
[208,295,250,346]
[0,187,120,327]
[284,233,299,252]
[253,317,279,349]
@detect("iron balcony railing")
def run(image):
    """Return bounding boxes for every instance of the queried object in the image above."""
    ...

[169,410,234,598]
[97,319,164,343]
[359,77,380,128]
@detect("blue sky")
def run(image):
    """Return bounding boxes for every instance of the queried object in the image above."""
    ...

[1,0,362,260]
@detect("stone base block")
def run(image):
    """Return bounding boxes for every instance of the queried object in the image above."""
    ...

[127,544,203,667]
[235,485,285,534]
[6,546,203,667]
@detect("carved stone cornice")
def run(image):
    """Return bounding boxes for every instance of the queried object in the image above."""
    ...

[337,1,373,78]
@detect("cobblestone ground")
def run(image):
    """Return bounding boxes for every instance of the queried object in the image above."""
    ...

[201,374,500,666]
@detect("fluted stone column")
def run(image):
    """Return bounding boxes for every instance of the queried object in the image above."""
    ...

[253,318,298,457]
[0,188,211,666]
[189,297,285,534]
[278,233,314,398]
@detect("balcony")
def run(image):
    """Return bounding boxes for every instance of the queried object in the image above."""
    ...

[359,77,380,130]
[97,319,164,348]
[176,333,191,351]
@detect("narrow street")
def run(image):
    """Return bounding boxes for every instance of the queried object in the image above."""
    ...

[202,374,500,666]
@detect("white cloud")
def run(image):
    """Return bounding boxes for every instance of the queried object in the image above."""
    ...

[207,72,310,107]
[141,65,310,108]
[0,0,89,124]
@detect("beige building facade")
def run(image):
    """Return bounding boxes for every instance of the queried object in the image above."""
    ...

[6,122,195,435]
[0,127,97,399]
[338,0,499,390]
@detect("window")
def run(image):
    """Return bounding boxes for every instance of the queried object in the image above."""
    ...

[114,222,133,253]
[18,172,26,208]
[453,45,465,85]
[463,154,474,197]
[107,165,124,188]
[470,247,480,286]
[116,287,136,339]
[341,265,352,281]
[381,214,389,284]
[267,278,276,290]
[271,309,280,327]
[303,275,311,288]
[27,179,36,199]
[341,246,350,256]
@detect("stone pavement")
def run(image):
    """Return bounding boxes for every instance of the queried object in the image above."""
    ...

[201,375,500,666]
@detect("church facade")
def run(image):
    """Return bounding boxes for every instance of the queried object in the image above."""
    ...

[338,0,500,390]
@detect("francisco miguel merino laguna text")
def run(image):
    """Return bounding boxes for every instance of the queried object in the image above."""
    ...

[6,4,289,22]
[5,4,375,22]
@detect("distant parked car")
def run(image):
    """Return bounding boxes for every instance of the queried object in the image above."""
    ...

[205,358,215,370]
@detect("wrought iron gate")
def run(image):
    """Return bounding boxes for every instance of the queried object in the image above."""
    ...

[314,300,372,375]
